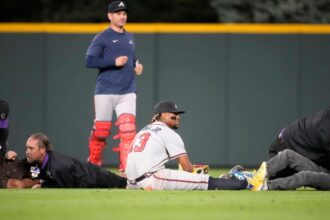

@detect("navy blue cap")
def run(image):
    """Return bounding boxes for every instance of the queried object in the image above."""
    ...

[153,101,185,115]
[108,1,128,13]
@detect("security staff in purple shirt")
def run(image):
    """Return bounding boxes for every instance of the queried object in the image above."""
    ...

[0,99,9,157]
[25,133,127,188]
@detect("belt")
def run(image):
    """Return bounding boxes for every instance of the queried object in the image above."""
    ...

[128,172,155,185]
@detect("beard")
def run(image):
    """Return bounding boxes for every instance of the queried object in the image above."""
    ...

[26,156,34,163]
[171,125,179,129]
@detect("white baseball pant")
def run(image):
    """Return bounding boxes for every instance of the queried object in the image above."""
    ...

[127,168,209,190]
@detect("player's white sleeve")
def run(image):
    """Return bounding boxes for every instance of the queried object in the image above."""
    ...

[161,128,187,158]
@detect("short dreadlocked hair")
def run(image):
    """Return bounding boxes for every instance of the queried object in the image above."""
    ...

[151,113,161,122]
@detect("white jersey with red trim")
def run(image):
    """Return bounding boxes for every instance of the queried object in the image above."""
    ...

[125,121,187,180]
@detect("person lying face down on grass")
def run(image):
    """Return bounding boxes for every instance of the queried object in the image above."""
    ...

[222,149,330,191]
[21,132,127,188]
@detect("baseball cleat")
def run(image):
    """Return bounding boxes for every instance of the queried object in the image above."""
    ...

[230,165,255,183]
[250,162,267,191]
[219,165,244,179]
[230,165,248,181]
[230,165,246,173]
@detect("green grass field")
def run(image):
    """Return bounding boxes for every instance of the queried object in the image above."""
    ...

[1,168,329,220]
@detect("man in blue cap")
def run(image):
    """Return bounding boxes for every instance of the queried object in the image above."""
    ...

[85,1,143,174]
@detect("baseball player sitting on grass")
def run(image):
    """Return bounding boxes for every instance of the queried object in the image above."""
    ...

[125,100,248,190]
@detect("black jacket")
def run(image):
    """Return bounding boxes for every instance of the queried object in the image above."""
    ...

[38,150,126,188]
[0,127,8,157]
[270,106,330,170]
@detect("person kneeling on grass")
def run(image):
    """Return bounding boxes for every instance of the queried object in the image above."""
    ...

[125,100,248,190]
[15,132,127,188]
[0,99,39,189]
[223,149,330,191]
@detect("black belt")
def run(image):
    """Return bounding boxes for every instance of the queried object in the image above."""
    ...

[135,175,147,182]
[128,172,155,185]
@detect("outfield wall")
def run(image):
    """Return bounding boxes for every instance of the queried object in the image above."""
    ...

[1,23,330,167]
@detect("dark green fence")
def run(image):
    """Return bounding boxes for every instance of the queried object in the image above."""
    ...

[1,25,330,167]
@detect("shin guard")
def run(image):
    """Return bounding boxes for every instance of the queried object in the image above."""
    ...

[113,114,136,171]
[88,121,111,166]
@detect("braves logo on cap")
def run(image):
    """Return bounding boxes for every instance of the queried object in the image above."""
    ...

[153,101,185,115]
[108,1,128,13]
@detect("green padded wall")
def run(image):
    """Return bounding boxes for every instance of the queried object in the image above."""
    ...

[1,32,330,167]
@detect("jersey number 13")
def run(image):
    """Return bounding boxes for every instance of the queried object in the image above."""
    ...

[131,132,151,152]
